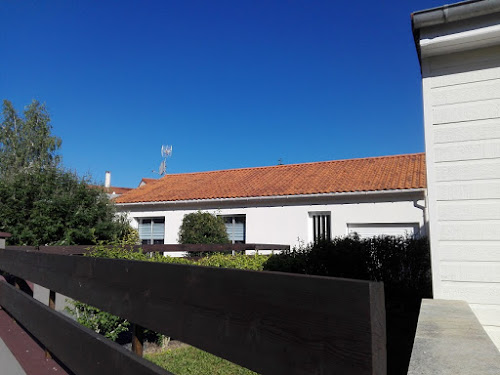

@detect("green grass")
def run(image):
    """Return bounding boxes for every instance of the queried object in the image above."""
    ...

[146,345,258,375]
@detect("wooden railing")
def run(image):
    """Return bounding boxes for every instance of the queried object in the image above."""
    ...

[0,246,386,375]
[5,243,290,255]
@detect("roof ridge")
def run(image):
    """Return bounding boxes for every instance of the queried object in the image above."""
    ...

[156,152,425,178]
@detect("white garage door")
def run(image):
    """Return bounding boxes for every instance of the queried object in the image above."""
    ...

[347,223,419,239]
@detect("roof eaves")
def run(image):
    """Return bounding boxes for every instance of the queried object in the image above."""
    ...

[115,188,427,207]
[412,0,500,30]
[411,0,500,66]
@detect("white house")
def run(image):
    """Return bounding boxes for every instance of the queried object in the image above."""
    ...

[115,153,427,249]
[413,0,500,349]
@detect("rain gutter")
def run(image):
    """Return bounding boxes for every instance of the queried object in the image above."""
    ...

[412,0,500,65]
[115,188,426,208]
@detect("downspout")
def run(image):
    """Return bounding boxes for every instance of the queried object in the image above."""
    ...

[413,198,427,237]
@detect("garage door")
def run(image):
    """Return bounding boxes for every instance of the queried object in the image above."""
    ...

[347,223,420,239]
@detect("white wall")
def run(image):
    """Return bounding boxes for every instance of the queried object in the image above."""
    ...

[118,193,425,249]
[420,36,500,348]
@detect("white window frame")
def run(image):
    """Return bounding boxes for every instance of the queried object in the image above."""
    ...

[309,211,331,243]
[221,215,246,244]
[137,217,165,245]
[346,223,420,239]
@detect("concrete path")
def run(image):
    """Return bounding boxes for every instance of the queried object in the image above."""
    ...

[0,308,70,375]
[408,299,500,375]
[0,337,26,375]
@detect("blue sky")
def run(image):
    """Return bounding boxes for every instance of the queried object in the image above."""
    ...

[2,0,443,188]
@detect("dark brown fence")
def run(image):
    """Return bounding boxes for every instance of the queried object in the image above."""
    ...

[5,243,290,255]
[0,246,386,375]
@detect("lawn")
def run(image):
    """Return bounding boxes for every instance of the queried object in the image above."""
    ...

[146,345,258,375]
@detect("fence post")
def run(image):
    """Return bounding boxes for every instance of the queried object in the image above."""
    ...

[132,323,144,357]
[45,290,56,359]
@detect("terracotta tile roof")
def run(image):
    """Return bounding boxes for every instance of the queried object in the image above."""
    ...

[116,153,426,204]
[107,186,133,195]
[139,178,157,187]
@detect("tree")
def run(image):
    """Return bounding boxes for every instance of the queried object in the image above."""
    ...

[0,100,129,245]
[0,99,61,179]
[178,211,229,244]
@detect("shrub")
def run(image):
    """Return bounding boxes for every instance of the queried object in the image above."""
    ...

[196,253,269,271]
[178,211,229,245]
[263,234,432,375]
[263,235,431,300]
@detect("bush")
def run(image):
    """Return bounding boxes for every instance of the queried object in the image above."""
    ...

[263,234,432,375]
[178,211,229,245]
[264,235,431,299]
[197,253,269,271]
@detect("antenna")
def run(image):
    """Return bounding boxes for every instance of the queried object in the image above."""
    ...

[161,145,172,158]
[153,144,172,176]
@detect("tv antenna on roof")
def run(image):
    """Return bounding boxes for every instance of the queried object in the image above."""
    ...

[153,144,172,176]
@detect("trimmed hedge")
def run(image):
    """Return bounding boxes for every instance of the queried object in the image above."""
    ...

[263,235,432,375]
[263,235,432,300]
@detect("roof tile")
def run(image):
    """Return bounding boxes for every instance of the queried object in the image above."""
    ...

[116,153,426,204]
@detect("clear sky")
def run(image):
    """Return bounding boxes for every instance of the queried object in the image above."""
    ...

[2,0,443,188]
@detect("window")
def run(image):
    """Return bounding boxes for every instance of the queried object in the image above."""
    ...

[347,223,420,239]
[311,212,331,242]
[222,215,246,244]
[138,217,165,245]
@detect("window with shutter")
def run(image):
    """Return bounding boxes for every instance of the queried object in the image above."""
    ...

[222,215,246,244]
[310,212,331,242]
[137,217,165,245]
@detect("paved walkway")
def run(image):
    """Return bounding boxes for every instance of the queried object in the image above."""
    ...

[0,337,26,375]
[0,308,70,375]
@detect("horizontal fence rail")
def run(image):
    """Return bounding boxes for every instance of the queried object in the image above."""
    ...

[0,281,172,375]
[5,243,290,255]
[0,248,386,375]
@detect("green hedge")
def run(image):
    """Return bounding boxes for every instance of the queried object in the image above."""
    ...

[263,235,432,300]
[263,235,432,375]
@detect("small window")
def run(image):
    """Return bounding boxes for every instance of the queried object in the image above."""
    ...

[222,215,246,244]
[311,213,331,242]
[138,217,165,245]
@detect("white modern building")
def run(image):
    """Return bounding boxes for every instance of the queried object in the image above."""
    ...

[413,0,500,349]
[115,153,427,248]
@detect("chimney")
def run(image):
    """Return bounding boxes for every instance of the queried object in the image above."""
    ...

[105,171,111,188]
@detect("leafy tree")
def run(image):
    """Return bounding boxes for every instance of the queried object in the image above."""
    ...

[0,99,129,245]
[178,211,229,244]
[0,99,61,179]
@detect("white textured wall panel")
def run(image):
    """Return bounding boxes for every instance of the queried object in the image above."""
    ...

[470,304,500,326]
[437,200,500,220]
[439,221,500,240]
[483,327,500,350]
[440,261,500,282]
[422,30,500,351]
[434,139,500,162]
[436,180,500,200]
[433,119,500,144]
[427,46,500,84]
[433,99,500,124]
[435,160,500,181]
[440,281,500,304]
[431,78,500,106]
[439,242,500,261]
